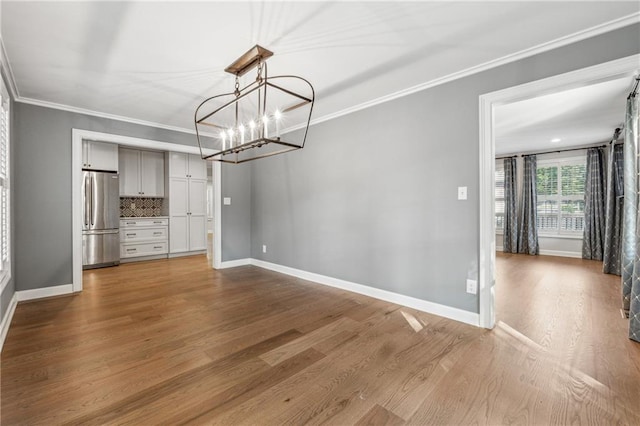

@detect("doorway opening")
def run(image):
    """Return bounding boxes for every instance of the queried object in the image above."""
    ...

[478,54,639,329]
[72,129,223,293]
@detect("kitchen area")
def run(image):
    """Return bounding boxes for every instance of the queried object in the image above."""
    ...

[81,140,211,270]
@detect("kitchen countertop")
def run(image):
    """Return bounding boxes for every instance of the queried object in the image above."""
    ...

[120,216,169,219]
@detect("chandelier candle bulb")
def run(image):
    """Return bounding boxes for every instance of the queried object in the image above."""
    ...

[249,120,256,141]
[275,110,281,138]
[262,115,269,139]
[221,132,226,151]
[239,125,245,144]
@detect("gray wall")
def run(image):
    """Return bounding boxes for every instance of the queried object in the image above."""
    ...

[12,103,248,291]
[250,24,640,314]
[221,162,251,261]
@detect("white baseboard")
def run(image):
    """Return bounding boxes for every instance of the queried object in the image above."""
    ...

[0,292,17,352]
[539,249,582,259]
[249,259,479,327]
[497,247,581,259]
[121,254,168,263]
[16,284,74,302]
[168,251,206,259]
[218,258,251,269]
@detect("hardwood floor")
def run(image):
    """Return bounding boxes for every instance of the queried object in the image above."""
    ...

[1,254,639,425]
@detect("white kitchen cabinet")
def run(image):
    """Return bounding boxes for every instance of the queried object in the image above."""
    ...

[120,217,169,261]
[167,151,207,254]
[119,148,165,197]
[82,140,118,171]
[168,152,207,180]
[168,176,207,253]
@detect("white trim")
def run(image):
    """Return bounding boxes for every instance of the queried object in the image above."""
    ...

[496,247,581,259]
[3,14,638,139]
[72,129,222,293]
[539,250,582,259]
[19,97,200,136]
[478,53,640,330]
[0,292,17,352]
[213,162,222,270]
[0,36,19,100]
[16,284,73,302]
[168,250,206,259]
[285,13,640,134]
[479,93,496,329]
[250,259,480,327]
[538,233,583,240]
[219,258,251,269]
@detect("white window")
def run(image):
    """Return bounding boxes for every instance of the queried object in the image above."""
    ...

[536,157,586,236]
[495,163,505,232]
[0,77,10,290]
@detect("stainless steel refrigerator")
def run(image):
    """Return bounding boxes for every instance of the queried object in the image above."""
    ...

[82,170,120,269]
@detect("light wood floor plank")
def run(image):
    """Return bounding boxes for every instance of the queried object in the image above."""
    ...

[2,253,639,425]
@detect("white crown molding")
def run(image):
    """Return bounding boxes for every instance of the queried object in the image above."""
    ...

[250,258,480,327]
[286,12,640,133]
[16,96,199,136]
[0,292,17,352]
[4,12,640,138]
[0,35,19,100]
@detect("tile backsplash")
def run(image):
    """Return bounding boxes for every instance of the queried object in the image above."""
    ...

[120,197,164,217]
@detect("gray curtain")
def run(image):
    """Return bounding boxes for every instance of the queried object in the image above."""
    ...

[603,143,624,275]
[518,155,539,255]
[582,148,606,260]
[622,91,640,342]
[503,157,518,253]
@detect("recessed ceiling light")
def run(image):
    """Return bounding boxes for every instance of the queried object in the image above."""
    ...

[550,138,562,143]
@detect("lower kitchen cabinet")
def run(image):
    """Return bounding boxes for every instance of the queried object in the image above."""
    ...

[120,217,169,261]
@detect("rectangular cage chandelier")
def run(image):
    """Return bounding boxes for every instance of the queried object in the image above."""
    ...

[194,45,315,164]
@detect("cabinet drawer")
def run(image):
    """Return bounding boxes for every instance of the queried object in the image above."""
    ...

[120,218,168,228]
[121,227,167,242]
[120,241,168,258]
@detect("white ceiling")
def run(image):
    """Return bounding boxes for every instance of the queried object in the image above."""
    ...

[495,76,635,155]
[2,2,639,134]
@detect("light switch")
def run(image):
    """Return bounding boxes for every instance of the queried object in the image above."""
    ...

[223,197,231,205]
[457,186,467,200]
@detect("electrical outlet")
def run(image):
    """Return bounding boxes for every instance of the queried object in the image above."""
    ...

[466,279,477,295]
[130,203,136,209]
[262,245,267,253]
[223,197,231,205]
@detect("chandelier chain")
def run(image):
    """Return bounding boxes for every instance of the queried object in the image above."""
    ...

[256,59,263,83]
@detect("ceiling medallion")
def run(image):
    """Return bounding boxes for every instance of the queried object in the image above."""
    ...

[194,45,315,164]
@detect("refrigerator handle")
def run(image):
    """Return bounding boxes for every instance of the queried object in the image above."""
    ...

[84,174,90,226]
[90,174,95,226]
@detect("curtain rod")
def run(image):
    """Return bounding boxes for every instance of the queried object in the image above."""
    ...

[496,143,613,160]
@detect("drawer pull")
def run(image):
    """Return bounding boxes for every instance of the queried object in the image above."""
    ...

[153,221,162,224]
[126,233,137,237]
[126,222,136,225]
[153,232,162,235]
[126,248,137,252]
[153,246,163,249]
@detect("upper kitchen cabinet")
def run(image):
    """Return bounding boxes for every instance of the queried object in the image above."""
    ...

[82,140,118,172]
[119,148,165,197]
[168,152,207,180]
